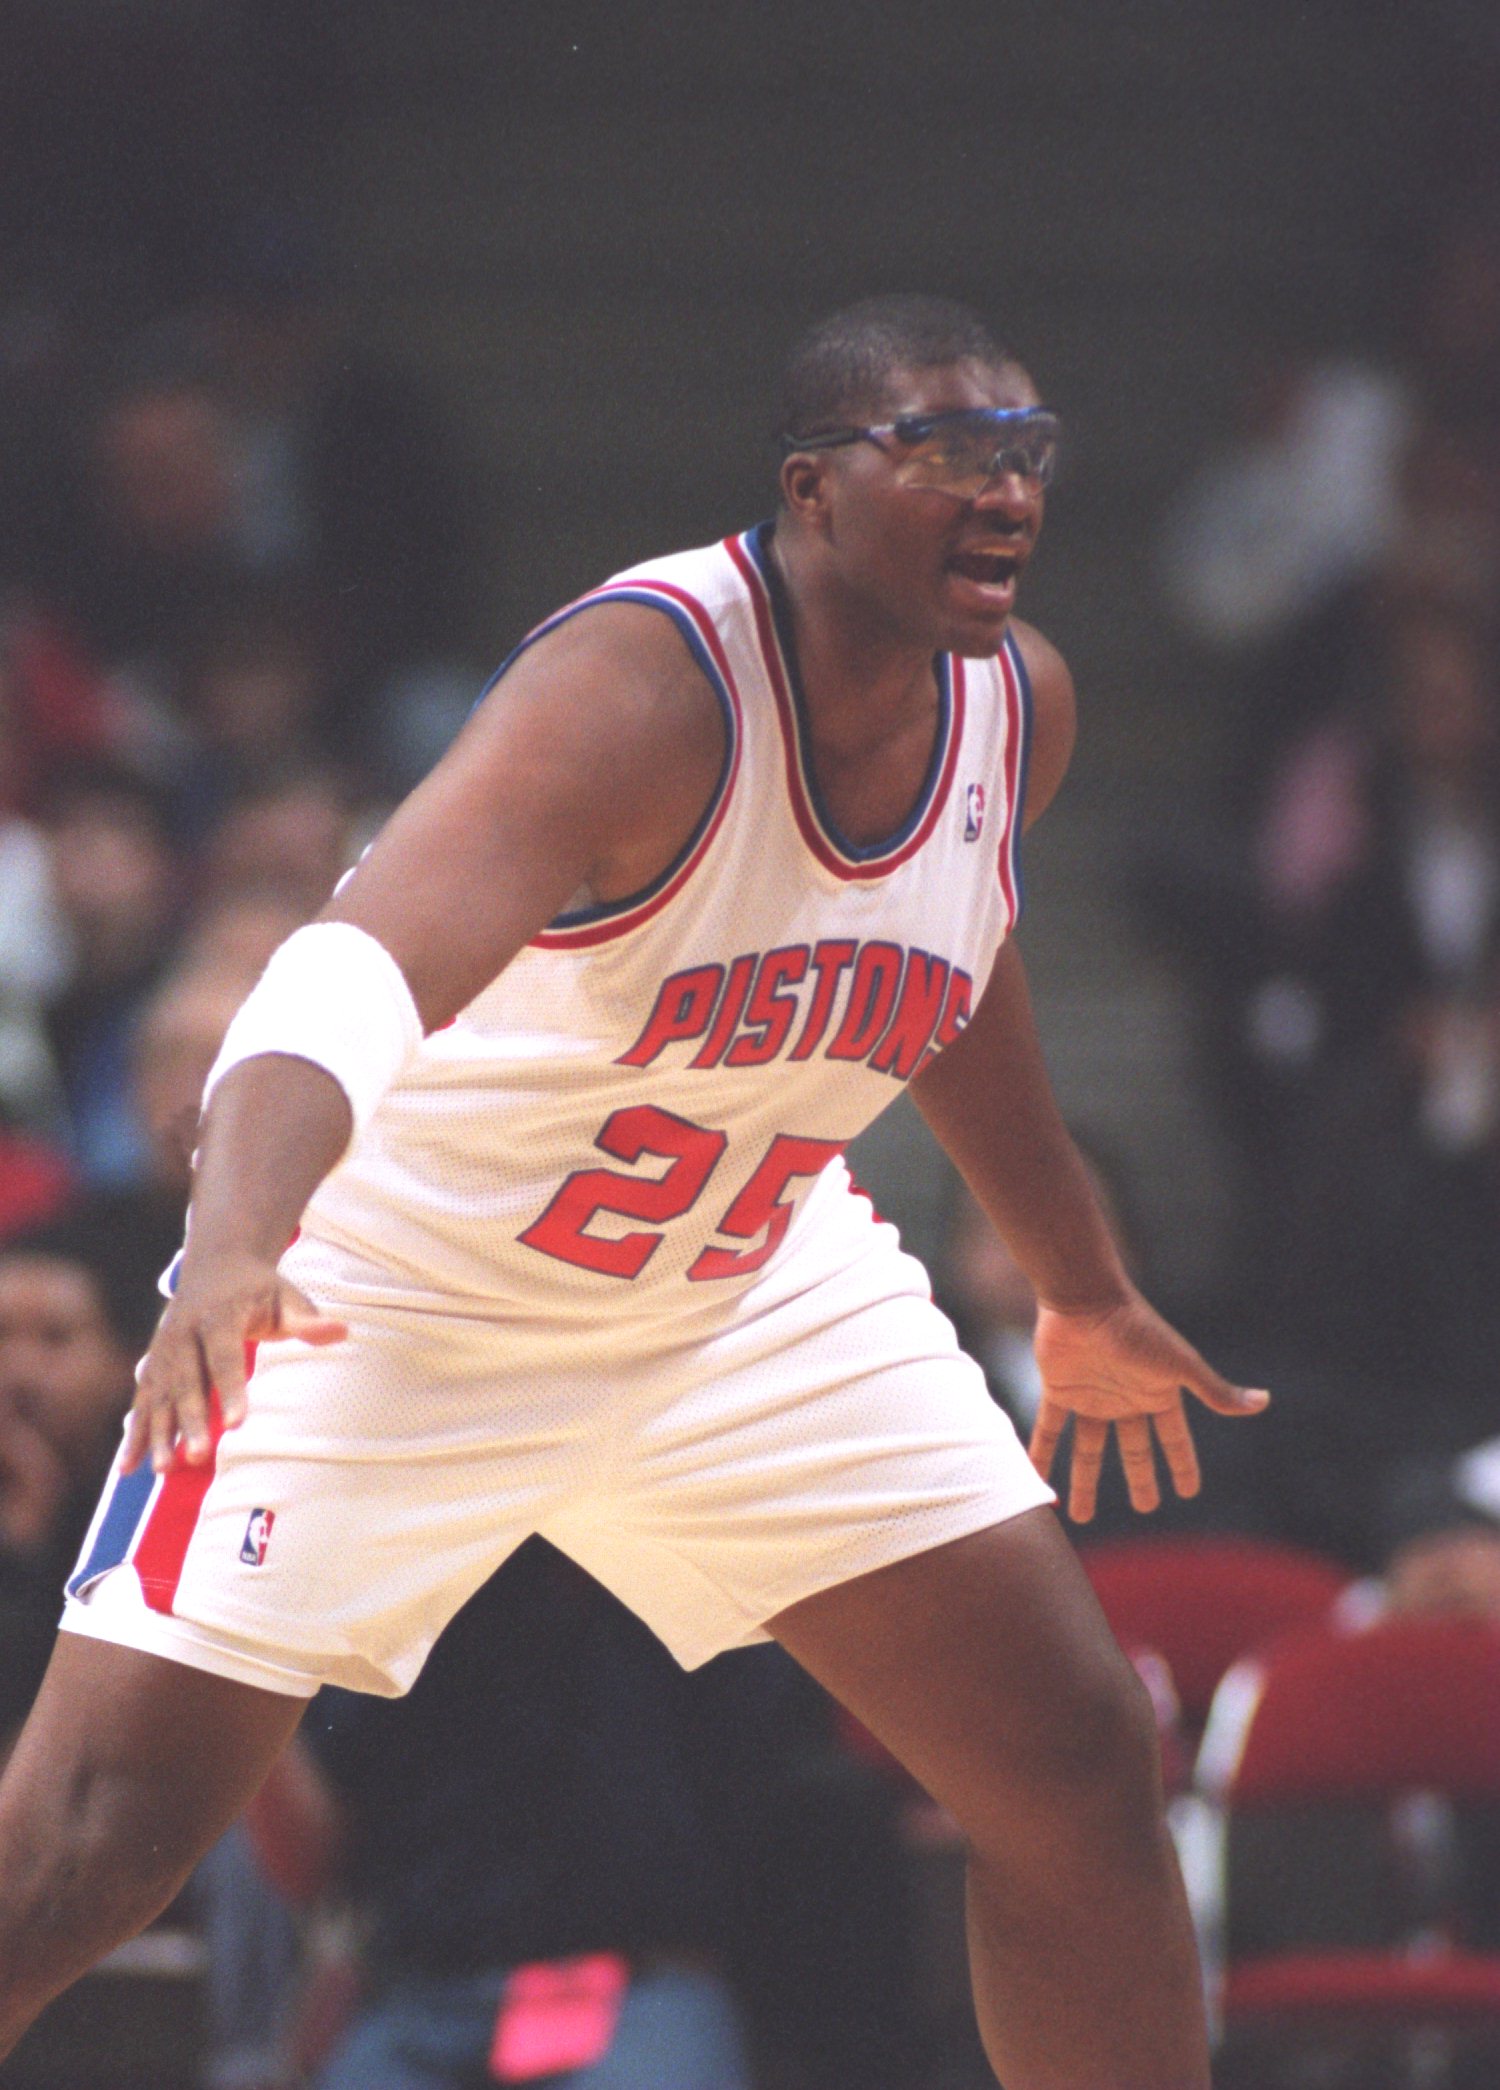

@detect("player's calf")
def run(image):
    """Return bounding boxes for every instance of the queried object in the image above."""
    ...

[0,1632,306,2058]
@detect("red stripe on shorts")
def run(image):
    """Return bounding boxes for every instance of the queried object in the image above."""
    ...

[133,1342,258,1615]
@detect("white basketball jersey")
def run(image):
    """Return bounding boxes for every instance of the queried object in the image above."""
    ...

[305,524,1032,1315]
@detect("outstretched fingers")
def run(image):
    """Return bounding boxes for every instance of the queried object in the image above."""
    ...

[1180,1351,1270,1419]
[1067,1416,1110,1523]
[1152,1398,1201,1501]
[124,1320,217,1476]
[121,1278,348,1477]
[1115,1414,1161,1514]
[1028,1399,1067,1487]
[271,1283,348,1348]
[1028,1396,1204,1523]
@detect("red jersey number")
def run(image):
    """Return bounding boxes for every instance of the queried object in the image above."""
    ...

[518,1106,726,1279]
[688,1135,845,1281]
[519,1111,843,1281]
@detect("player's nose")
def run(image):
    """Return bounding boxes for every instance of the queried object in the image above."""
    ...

[972,469,1038,520]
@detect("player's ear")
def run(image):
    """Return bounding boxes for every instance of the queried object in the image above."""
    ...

[779,450,832,526]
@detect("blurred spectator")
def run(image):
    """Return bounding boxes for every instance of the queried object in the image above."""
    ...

[78,902,318,1315]
[0,683,71,1134]
[1263,607,1500,1477]
[1179,653,1500,1552]
[1144,204,1500,1330]
[0,1212,145,1749]
[0,1128,73,1246]
[199,772,356,919]
[1141,592,1500,1325]
[27,356,255,783]
[70,201,482,804]
[192,213,471,726]
[178,887,316,987]
[1160,355,1410,660]
[1388,411,1500,623]
[0,597,121,823]
[172,591,339,840]
[249,1540,921,2090]
[1410,202,1500,449]
[1157,201,1500,791]
[1382,1525,1500,1625]
[40,763,182,1188]
[1253,598,1499,1088]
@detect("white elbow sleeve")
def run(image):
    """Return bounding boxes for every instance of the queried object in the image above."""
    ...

[204,922,425,1139]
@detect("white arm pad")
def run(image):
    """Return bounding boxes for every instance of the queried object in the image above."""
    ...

[203,921,425,1141]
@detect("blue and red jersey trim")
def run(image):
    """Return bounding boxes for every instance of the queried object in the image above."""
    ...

[995,633,1032,929]
[729,524,968,883]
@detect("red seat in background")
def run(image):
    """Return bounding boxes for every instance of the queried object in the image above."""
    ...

[1079,1535,1351,1733]
[1204,1616,1500,2087]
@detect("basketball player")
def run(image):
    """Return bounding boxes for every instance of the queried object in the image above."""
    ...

[0,298,1266,2090]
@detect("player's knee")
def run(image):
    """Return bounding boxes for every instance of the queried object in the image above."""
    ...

[1039,1637,1161,1797]
[961,1636,1163,1858]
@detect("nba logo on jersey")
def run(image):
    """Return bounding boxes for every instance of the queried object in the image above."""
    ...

[239,1508,275,1566]
[964,782,986,842]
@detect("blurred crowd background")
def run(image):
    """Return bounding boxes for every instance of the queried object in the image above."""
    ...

[5,4,1500,2087]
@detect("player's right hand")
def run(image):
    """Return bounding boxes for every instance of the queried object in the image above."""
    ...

[122,1255,347,1477]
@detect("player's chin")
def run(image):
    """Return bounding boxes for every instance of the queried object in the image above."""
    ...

[939,605,1015,658]
[938,572,1019,656]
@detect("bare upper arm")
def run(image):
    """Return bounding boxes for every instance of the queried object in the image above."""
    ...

[323,602,726,1027]
[1011,620,1076,831]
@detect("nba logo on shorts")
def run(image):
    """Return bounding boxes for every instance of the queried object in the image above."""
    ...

[240,1508,275,1566]
[964,782,986,841]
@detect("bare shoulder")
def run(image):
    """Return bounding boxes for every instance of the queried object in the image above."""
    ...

[1009,618,1076,830]
[462,598,727,881]
[478,599,724,780]
[329,593,730,1014]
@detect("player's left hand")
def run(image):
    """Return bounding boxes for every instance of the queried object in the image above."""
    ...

[1028,1292,1269,1522]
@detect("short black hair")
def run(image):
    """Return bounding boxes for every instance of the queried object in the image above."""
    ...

[779,294,1014,443]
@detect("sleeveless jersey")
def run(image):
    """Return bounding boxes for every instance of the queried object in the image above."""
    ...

[304,522,1033,1318]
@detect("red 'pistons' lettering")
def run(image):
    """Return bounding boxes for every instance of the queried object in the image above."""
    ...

[868,949,950,1079]
[617,964,724,1068]
[518,1105,726,1278]
[691,954,756,1069]
[826,941,904,1061]
[788,939,857,1060]
[912,967,973,1077]
[611,939,978,1081]
[726,945,809,1067]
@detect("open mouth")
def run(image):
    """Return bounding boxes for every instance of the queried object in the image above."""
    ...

[946,548,1021,589]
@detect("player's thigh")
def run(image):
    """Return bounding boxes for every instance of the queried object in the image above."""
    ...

[556,1230,1054,1670]
[1,1634,304,1885]
[767,1508,1157,1837]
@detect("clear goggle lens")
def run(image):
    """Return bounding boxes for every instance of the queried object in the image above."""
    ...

[888,408,1059,496]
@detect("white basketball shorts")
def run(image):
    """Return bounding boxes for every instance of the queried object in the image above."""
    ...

[61,1203,1054,1697]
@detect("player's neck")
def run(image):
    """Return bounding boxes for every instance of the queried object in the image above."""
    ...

[769,528,939,748]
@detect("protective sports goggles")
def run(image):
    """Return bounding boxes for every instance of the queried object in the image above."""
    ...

[783,405,1060,498]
